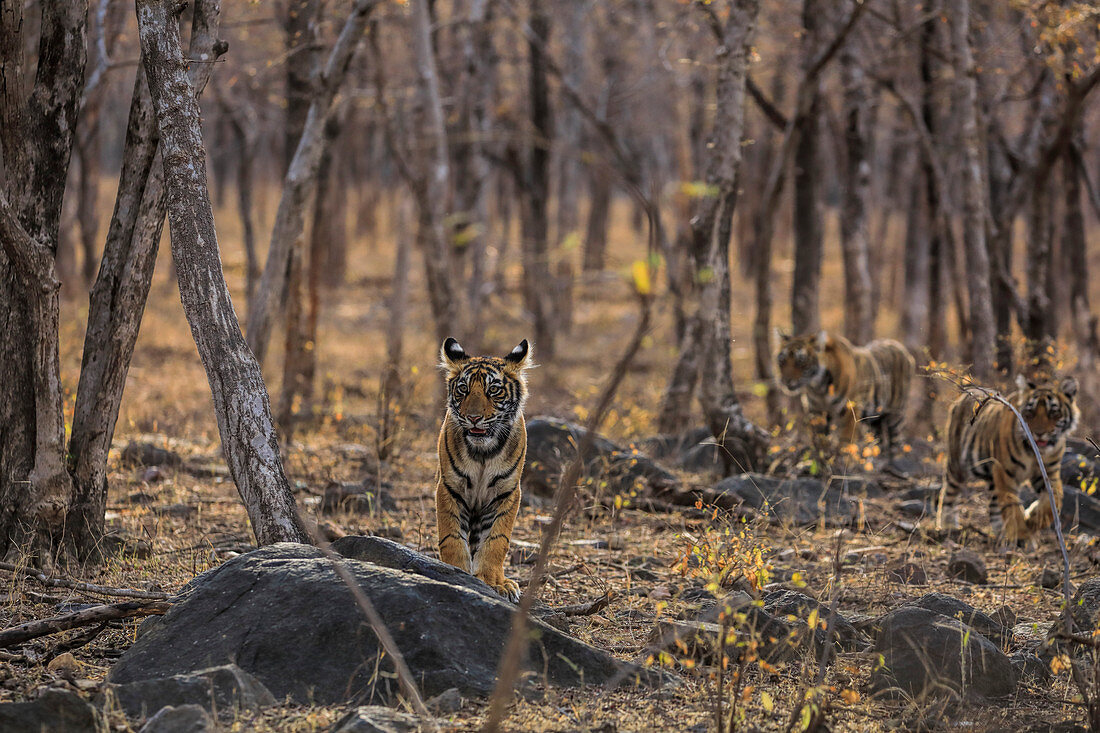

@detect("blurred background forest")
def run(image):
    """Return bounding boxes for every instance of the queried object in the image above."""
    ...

[45,0,1100,447]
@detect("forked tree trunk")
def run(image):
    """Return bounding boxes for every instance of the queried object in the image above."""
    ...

[136,0,310,545]
[68,2,226,554]
[949,0,995,380]
[245,0,380,367]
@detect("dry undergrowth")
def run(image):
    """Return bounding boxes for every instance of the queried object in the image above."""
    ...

[1,191,1098,731]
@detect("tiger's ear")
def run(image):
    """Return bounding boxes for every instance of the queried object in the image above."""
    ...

[1060,375,1079,399]
[440,338,468,370]
[816,330,829,351]
[775,328,791,343]
[1015,374,1033,391]
[504,339,531,369]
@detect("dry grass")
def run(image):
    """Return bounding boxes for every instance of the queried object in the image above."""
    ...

[1,183,1098,731]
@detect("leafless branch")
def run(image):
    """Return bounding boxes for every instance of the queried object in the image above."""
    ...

[0,600,170,649]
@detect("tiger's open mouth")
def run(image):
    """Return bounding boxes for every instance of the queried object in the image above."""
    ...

[1035,439,1049,448]
[467,427,488,437]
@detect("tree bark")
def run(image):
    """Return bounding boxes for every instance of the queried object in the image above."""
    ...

[245,0,380,367]
[790,0,824,336]
[0,0,87,565]
[136,0,310,545]
[521,3,556,358]
[949,0,995,380]
[838,47,874,344]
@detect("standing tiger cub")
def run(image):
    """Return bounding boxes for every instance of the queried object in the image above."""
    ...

[775,331,915,464]
[436,337,532,602]
[939,375,1079,543]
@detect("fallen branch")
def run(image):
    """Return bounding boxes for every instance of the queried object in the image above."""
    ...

[0,561,172,601]
[0,600,171,649]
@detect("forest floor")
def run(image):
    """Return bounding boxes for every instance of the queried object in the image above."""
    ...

[2,194,1098,731]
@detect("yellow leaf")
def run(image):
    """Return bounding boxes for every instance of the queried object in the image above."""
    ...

[631,260,652,295]
[761,690,774,712]
[840,689,860,704]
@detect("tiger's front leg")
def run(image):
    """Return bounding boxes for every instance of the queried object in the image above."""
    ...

[1025,464,1064,534]
[472,485,522,602]
[436,480,472,573]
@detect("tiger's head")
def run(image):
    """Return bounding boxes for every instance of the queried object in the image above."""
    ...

[775,331,830,394]
[440,338,532,457]
[1014,374,1079,450]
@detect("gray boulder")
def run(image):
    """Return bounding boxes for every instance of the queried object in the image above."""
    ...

[138,704,215,733]
[0,689,98,733]
[871,606,1016,700]
[102,664,275,721]
[908,593,1009,646]
[763,589,868,652]
[523,417,679,500]
[710,473,880,527]
[109,543,658,705]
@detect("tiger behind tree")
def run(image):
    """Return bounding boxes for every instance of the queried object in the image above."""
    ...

[939,375,1079,543]
[775,331,915,463]
[436,337,532,602]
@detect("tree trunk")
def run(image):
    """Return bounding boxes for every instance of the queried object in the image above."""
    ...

[949,0,995,380]
[245,0,380,367]
[901,160,929,355]
[136,0,310,546]
[0,0,87,565]
[582,157,613,273]
[1024,179,1056,363]
[790,0,824,336]
[284,0,320,172]
[838,47,874,344]
[214,83,260,302]
[1065,146,1099,430]
[658,0,767,470]
[522,3,555,358]
[555,0,587,250]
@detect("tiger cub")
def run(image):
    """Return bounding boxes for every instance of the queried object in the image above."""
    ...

[939,375,1079,543]
[436,337,532,602]
[775,331,915,463]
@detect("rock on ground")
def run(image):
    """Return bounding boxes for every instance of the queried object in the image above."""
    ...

[101,664,274,721]
[108,542,659,705]
[0,689,99,733]
[907,593,1010,646]
[138,704,215,733]
[523,417,679,500]
[947,549,988,585]
[710,473,880,527]
[871,606,1015,701]
[763,589,868,652]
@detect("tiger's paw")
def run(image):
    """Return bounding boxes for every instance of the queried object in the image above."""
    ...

[480,572,520,603]
[999,511,1032,546]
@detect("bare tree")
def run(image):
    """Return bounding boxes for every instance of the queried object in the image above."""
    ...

[790,0,825,336]
[68,1,226,553]
[948,0,995,380]
[245,0,381,367]
[838,45,874,344]
[656,0,768,473]
[0,0,87,565]
[136,0,310,545]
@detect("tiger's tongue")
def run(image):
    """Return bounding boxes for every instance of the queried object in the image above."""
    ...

[469,428,487,436]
